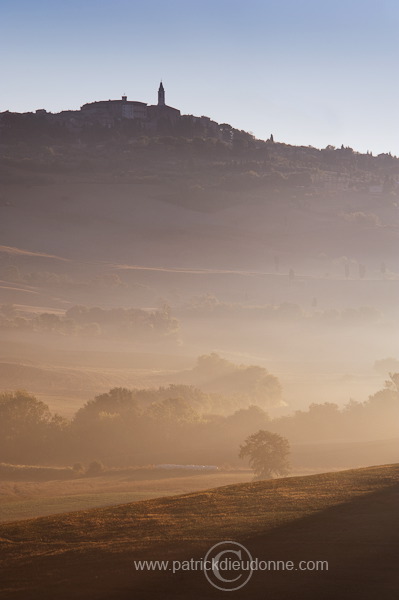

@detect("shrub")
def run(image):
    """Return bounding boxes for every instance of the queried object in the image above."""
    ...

[85,460,105,476]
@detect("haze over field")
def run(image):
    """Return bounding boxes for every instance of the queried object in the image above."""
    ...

[1,133,398,476]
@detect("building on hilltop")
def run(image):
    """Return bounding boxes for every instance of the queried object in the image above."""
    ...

[0,82,229,141]
[146,82,181,129]
[158,81,165,106]
[76,83,180,129]
[80,96,147,126]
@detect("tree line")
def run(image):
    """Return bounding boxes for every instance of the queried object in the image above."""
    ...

[0,375,397,468]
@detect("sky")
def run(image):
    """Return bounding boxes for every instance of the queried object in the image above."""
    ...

[1,0,398,155]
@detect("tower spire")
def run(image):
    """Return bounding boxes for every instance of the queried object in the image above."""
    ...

[158,81,165,106]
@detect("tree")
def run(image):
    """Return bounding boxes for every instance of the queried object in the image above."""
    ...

[0,391,67,463]
[239,430,290,480]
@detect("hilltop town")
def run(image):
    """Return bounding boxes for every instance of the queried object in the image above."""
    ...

[0,82,234,141]
[0,82,398,200]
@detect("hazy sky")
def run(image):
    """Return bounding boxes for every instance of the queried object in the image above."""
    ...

[1,0,398,154]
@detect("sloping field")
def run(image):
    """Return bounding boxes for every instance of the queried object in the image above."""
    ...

[0,471,251,522]
[0,464,398,599]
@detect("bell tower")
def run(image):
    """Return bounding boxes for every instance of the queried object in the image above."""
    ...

[158,81,165,106]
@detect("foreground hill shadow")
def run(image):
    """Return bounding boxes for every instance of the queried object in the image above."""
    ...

[122,482,399,600]
[1,468,398,600]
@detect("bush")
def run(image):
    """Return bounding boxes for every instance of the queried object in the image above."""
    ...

[86,460,105,476]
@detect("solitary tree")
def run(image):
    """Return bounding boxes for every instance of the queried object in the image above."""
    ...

[239,430,291,480]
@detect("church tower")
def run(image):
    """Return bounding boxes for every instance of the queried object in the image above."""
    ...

[158,81,165,106]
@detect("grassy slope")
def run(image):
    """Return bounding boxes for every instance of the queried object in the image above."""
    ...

[0,472,251,523]
[0,464,398,599]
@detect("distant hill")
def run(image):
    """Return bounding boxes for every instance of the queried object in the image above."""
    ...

[0,464,398,599]
[1,138,397,270]
[1,116,398,416]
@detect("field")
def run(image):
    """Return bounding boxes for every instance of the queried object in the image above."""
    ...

[2,436,398,524]
[0,464,398,599]
[0,469,251,523]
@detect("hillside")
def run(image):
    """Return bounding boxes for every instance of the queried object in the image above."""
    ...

[1,140,398,271]
[1,135,398,414]
[0,464,398,599]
